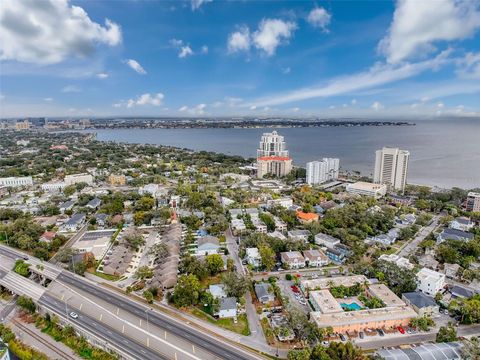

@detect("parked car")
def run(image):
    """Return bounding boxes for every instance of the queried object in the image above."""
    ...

[397,326,405,334]
[339,334,347,341]
[377,329,385,337]
[359,332,364,339]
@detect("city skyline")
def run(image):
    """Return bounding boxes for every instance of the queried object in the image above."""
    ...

[1,0,480,118]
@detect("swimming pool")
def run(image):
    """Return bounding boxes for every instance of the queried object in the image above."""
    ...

[340,302,362,311]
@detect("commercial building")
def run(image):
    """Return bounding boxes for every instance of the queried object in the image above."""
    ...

[373,147,410,192]
[466,192,480,212]
[346,181,387,199]
[306,158,340,185]
[0,176,33,188]
[64,173,93,186]
[416,267,445,296]
[108,174,126,186]
[256,131,292,178]
[72,229,116,259]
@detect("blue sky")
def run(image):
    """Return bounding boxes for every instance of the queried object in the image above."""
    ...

[1,0,479,118]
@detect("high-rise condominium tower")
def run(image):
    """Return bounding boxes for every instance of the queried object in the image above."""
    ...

[374,147,410,192]
[306,158,340,185]
[256,131,292,178]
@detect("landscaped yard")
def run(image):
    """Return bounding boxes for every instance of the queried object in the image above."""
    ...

[190,308,250,336]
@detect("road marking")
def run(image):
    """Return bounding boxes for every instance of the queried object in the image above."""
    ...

[139,319,142,326]
[174,353,177,360]
[122,324,125,334]
[192,345,195,354]
[99,313,103,321]
[116,307,119,315]
[61,294,64,300]
[164,330,167,339]
[146,337,149,347]
[79,303,83,311]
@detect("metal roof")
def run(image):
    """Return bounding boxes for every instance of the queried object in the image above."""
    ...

[376,342,464,360]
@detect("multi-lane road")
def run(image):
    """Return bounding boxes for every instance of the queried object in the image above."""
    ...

[0,244,264,360]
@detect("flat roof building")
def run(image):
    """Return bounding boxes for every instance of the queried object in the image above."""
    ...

[346,182,387,199]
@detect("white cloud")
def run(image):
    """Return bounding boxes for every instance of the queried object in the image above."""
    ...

[191,0,212,11]
[179,46,194,58]
[292,107,300,112]
[437,102,445,108]
[112,103,122,108]
[253,19,297,56]
[62,85,81,93]
[125,59,146,74]
[227,27,251,53]
[351,99,357,105]
[307,7,331,32]
[44,97,53,102]
[248,51,452,107]
[0,94,5,101]
[371,101,384,111]
[379,0,480,64]
[96,73,109,79]
[281,67,291,74]
[0,0,121,64]
[125,93,164,108]
[201,45,208,54]
[456,52,480,79]
[249,105,257,110]
[178,103,206,115]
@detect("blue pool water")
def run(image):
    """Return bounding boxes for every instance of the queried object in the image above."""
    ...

[341,302,362,311]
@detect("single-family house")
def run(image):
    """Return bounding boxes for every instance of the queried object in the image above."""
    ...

[61,213,86,232]
[443,263,461,279]
[196,236,220,256]
[288,230,310,242]
[449,217,474,232]
[39,231,56,243]
[255,283,275,304]
[209,284,227,299]
[86,198,101,210]
[217,297,237,318]
[296,211,319,224]
[245,247,261,268]
[314,233,340,248]
[450,285,475,299]
[416,268,445,296]
[437,228,474,243]
[59,200,75,213]
[303,249,329,267]
[95,213,108,228]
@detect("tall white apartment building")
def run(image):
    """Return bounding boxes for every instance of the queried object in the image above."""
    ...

[257,131,289,158]
[306,158,339,185]
[374,147,410,192]
[64,173,93,186]
[0,176,33,187]
[466,192,480,212]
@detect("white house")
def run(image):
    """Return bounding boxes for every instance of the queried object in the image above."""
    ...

[209,284,227,299]
[449,217,474,232]
[60,213,86,232]
[416,267,446,296]
[288,230,310,242]
[217,297,237,318]
[246,247,261,268]
[303,249,329,267]
[266,197,293,209]
[281,251,305,269]
[231,218,246,233]
[196,236,220,256]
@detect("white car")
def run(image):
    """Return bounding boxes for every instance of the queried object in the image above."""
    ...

[69,311,79,319]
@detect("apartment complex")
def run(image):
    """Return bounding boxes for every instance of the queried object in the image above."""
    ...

[0,176,33,188]
[256,131,292,178]
[374,147,410,192]
[108,174,126,186]
[346,181,387,199]
[306,158,340,185]
[64,173,94,186]
[466,192,480,212]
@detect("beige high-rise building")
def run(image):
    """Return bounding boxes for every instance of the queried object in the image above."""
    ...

[466,192,480,212]
[256,131,292,178]
[374,147,409,192]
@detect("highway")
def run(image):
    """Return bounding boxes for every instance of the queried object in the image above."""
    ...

[0,244,264,360]
[56,271,261,360]
[39,293,168,360]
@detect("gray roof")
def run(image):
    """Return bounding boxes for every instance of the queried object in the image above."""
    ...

[65,213,85,226]
[60,200,75,208]
[402,291,437,308]
[87,198,101,208]
[453,217,471,225]
[254,283,272,299]
[376,342,463,360]
[219,297,237,311]
[439,228,474,241]
[450,285,474,299]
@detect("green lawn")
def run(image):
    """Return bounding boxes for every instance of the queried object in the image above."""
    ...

[92,270,121,282]
[190,308,250,336]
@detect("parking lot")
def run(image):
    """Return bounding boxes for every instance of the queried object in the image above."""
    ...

[276,279,310,313]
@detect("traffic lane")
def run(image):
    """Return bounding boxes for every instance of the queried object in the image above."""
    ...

[57,271,261,360]
[47,281,211,360]
[39,294,168,360]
